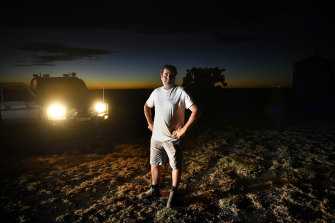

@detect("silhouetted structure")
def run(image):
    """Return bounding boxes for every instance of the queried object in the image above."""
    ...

[182,67,227,89]
[181,67,227,115]
[293,50,335,118]
[293,50,335,97]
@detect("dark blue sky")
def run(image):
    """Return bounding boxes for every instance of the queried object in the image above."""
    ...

[1,1,334,88]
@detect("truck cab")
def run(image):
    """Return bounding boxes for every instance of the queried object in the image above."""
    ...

[30,73,108,126]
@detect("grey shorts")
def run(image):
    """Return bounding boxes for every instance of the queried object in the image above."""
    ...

[150,138,183,170]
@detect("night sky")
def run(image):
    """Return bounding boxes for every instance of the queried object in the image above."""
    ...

[1,1,334,89]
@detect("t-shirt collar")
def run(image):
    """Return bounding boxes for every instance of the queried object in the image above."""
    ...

[163,84,176,92]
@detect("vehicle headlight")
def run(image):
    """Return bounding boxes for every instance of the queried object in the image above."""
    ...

[94,102,107,114]
[47,103,67,120]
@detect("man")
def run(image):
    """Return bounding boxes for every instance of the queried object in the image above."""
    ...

[140,64,201,208]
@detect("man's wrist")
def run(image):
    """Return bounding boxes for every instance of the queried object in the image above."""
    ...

[182,125,189,132]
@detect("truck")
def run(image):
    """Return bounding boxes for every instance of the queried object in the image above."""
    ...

[30,72,108,125]
[1,73,109,150]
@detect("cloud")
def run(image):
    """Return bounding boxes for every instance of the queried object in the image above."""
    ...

[14,43,116,66]
[13,63,56,67]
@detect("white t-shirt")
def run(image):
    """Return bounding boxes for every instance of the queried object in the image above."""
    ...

[146,85,194,142]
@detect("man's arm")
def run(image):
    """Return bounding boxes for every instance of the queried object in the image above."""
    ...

[172,104,201,139]
[144,103,154,131]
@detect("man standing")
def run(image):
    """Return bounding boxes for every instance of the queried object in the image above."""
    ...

[140,64,201,208]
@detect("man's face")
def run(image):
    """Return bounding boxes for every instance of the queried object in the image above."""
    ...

[161,68,176,87]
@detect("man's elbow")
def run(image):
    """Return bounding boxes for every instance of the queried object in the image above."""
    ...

[197,107,202,116]
[196,107,202,118]
[190,104,201,116]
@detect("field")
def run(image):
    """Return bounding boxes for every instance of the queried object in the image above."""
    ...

[1,89,335,222]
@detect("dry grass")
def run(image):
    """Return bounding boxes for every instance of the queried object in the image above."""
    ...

[1,119,335,222]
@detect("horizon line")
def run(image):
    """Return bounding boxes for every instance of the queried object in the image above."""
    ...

[88,86,293,90]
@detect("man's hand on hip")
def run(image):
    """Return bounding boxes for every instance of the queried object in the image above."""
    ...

[172,128,186,139]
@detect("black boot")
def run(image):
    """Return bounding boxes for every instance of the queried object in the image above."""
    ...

[139,185,161,199]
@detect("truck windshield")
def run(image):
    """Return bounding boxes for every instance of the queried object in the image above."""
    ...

[37,80,88,98]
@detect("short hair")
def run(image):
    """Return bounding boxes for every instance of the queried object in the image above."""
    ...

[160,65,177,76]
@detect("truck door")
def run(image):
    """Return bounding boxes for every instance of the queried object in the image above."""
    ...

[0,83,39,123]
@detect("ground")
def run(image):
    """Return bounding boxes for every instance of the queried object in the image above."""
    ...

[1,117,334,222]
[1,89,335,222]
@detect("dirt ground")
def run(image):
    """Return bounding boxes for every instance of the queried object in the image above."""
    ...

[1,89,335,222]
[1,116,335,223]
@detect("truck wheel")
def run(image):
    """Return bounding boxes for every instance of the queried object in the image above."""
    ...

[38,121,51,153]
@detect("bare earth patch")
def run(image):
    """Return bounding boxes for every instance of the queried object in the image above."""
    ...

[1,119,335,222]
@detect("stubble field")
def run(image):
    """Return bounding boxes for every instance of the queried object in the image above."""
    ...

[1,89,335,222]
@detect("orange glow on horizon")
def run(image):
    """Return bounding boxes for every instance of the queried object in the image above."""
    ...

[86,80,185,89]
[87,81,161,90]
[7,78,291,90]
[225,80,291,89]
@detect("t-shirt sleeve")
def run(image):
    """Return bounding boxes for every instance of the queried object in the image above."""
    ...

[146,90,155,108]
[183,90,194,109]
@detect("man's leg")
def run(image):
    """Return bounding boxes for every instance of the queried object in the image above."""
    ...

[167,168,182,208]
[139,139,165,200]
[172,169,182,187]
[165,139,184,208]
[139,165,162,199]
[151,165,162,185]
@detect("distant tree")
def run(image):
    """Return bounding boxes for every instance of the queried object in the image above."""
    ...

[182,67,227,89]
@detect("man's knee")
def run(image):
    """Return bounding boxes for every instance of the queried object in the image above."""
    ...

[151,165,162,170]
